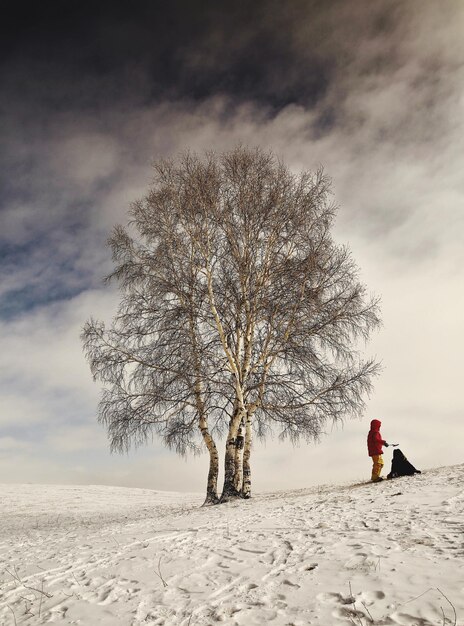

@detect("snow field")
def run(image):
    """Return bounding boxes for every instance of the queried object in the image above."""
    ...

[0,464,463,625]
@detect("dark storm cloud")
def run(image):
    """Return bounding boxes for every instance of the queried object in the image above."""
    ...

[1,1,463,320]
[3,0,461,149]
[1,0,406,112]
[1,0,462,320]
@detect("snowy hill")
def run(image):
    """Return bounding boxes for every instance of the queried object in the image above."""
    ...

[0,464,462,625]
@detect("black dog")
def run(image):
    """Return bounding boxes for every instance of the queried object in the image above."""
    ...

[387,448,421,479]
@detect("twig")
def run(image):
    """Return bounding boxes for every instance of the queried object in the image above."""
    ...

[154,557,168,588]
[349,582,364,626]
[39,580,44,618]
[6,566,52,599]
[398,587,435,608]
[21,597,34,617]
[361,601,374,623]
[6,605,17,626]
[381,587,457,624]
[441,605,446,626]
[437,588,457,626]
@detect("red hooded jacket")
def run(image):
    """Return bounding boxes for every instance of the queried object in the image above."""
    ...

[367,419,386,456]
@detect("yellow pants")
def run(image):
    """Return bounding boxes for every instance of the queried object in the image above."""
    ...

[371,455,384,481]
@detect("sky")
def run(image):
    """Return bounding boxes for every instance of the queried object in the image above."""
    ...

[1,0,463,494]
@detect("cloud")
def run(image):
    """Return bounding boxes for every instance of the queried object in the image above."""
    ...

[45,424,108,453]
[0,436,33,452]
[0,289,118,393]
[0,1,463,490]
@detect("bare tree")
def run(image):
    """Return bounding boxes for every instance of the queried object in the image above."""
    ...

[82,147,381,505]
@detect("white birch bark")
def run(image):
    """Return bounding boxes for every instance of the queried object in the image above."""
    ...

[199,415,219,505]
[233,423,245,493]
[221,405,246,501]
[242,412,252,498]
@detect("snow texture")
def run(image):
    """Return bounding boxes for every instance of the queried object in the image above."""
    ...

[0,464,463,625]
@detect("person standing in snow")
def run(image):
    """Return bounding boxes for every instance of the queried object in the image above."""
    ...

[367,419,389,482]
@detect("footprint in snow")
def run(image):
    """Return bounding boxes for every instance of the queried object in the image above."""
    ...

[357,589,386,605]
[316,591,348,604]
[282,578,300,588]
[303,562,318,571]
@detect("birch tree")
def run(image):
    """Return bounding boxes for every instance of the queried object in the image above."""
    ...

[201,149,381,500]
[82,147,380,505]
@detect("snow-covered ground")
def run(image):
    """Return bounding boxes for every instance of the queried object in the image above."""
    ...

[0,464,462,625]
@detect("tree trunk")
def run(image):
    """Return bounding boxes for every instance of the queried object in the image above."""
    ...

[233,422,245,494]
[220,408,244,502]
[199,417,219,505]
[242,412,252,498]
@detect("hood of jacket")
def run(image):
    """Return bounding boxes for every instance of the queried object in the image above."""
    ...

[370,419,381,431]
